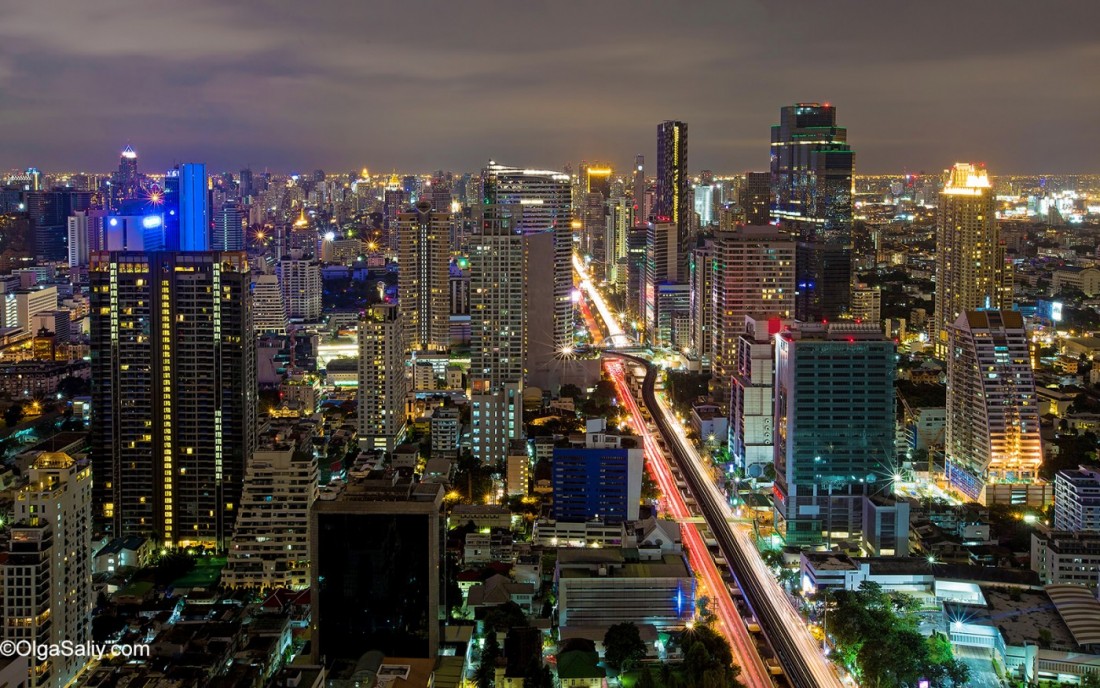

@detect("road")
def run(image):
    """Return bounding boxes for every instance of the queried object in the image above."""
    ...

[602,357,774,688]
[572,254,631,348]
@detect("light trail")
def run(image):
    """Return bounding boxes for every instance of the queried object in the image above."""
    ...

[604,358,774,688]
[573,253,632,348]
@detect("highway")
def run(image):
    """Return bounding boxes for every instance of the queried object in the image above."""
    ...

[573,257,847,688]
[602,357,774,688]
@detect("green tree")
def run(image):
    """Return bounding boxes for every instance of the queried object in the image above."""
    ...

[477,629,500,688]
[4,402,25,428]
[603,622,647,673]
[636,666,657,688]
[1081,670,1100,688]
[679,625,742,688]
[483,601,529,633]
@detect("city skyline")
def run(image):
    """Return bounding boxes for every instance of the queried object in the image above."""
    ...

[2,1,1099,174]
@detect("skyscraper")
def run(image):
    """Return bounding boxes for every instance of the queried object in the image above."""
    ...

[774,322,896,546]
[945,310,1041,503]
[252,274,289,335]
[656,120,690,276]
[239,167,254,201]
[933,163,1011,358]
[770,103,855,321]
[740,172,771,226]
[710,226,795,403]
[2,453,92,688]
[398,200,451,352]
[632,154,646,226]
[164,163,210,251]
[729,315,787,478]
[212,199,244,251]
[67,208,108,267]
[357,303,408,454]
[277,254,322,321]
[89,252,256,548]
[644,221,689,348]
[689,242,714,367]
[470,204,525,464]
[112,145,139,208]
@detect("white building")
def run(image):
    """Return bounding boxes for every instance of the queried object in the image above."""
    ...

[277,255,322,321]
[1054,465,1100,532]
[2,453,93,688]
[16,285,58,331]
[851,283,882,324]
[729,315,786,478]
[357,304,408,454]
[253,274,289,335]
[1031,525,1100,588]
[223,448,318,591]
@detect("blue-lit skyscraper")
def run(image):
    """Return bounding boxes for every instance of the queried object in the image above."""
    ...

[551,445,643,523]
[164,163,209,251]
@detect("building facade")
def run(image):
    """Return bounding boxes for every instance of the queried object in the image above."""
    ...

[398,201,452,352]
[551,447,643,524]
[357,304,408,454]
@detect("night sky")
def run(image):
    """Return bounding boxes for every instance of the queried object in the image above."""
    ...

[2,0,1098,175]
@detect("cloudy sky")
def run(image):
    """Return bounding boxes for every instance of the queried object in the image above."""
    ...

[2,0,1098,175]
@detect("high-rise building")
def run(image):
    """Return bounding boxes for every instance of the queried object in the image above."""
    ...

[470,205,525,464]
[67,209,108,267]
[311,478,444,662]
[252,274,289,335]
[239,168,254,201]
[89,252,256,547]
[277,254,322,321]
[740,172,771,226]
[774,322,896,546]
[632,155,646,227]
[212,200,244,251]
[223,448,318,591]
[581,191,607,279]
[1053,466,1100,533]
[933,163,1011,357]
[644,221,685,347]
[358,304,408,454]
[770,103,855,321]
[551,446,643,523]
[607,195,633,286]
[398,201,451,352]
[729,315,787,478]
[2,453,92,688]
[945,310,1041,503]
[26,189,94,261]
[625,227,648,334]
[164,163,210,251]
[710,226,795,402]
[689,242,714,367]
[656,120,691,276]
[851,283,882,324]
[481,162,573,356]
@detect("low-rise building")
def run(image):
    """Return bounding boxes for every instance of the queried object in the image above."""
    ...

[451,504,511,531]
[93,536,154,574]
[532,519,626,548]
[1031,525,1100,588]
[464,531,514,566]
[1054,465,1100,532]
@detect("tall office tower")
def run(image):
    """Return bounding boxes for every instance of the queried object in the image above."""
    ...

[398,201,451,352]
[689,242,714,367]
[944,310,1041,503]
[774,322,896,547]
[383,187,409,252]
[67,208,108,267]
[607,195,633,286]
[581,161,613,199]
[581,191,607,278]
[252,274,289,335]
[632,155,646,226]
[164,163,210,251]
[470,204,525,464]
[729,315,787,478]
[277,254,322,321]
[26,189,94,261]
[239,168,254,201]
[1,453,92,688]
[932,163,1010,358]
[551,446,643,523]
[770,103,855,321]
[223,448,318,591]
[656,120,691,276]
[311,478,444,663]
[111,145,140,208]
[740,172,771,225]
[482,162,573,356]
[358,303,408,454]
[644,221,689,348]
[693,182,715,227]
[212,199,244,251]
[625,227,648,333]
[89,252,256,548]
[710,226,796,403]
[851,283,882,324]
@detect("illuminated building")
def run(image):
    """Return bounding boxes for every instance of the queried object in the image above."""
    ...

[656,120,691,276]
[252,274,289,335]
[770,103,854,321]
[223,448,317,591]
[212,199,244,251]
[239,167,254,201]
[551,445,643,523]
[310,479,444,662]
[89,251,256,548]
[644,221,689,348]
[277,253,322,321]
[607,195,633,286]
[25,189,94,262]
[851,283,881,325]
[398,201,451,352]
[945,310,1041,503]
[580,191,607,279]
[689,241,713,366]
[2,453,92,688]
[774,322,896,547]
[357,303,408,454]
[632,154,647,226]
[481,162,573,357]
[164,163,210,251]
[66,209,108,267]
[932,163,1011,357]
[729,315,787,478]
[710,226,795,402]
[1054,466,1100,532]
[581,161,613,199]
[470,204,525,464]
